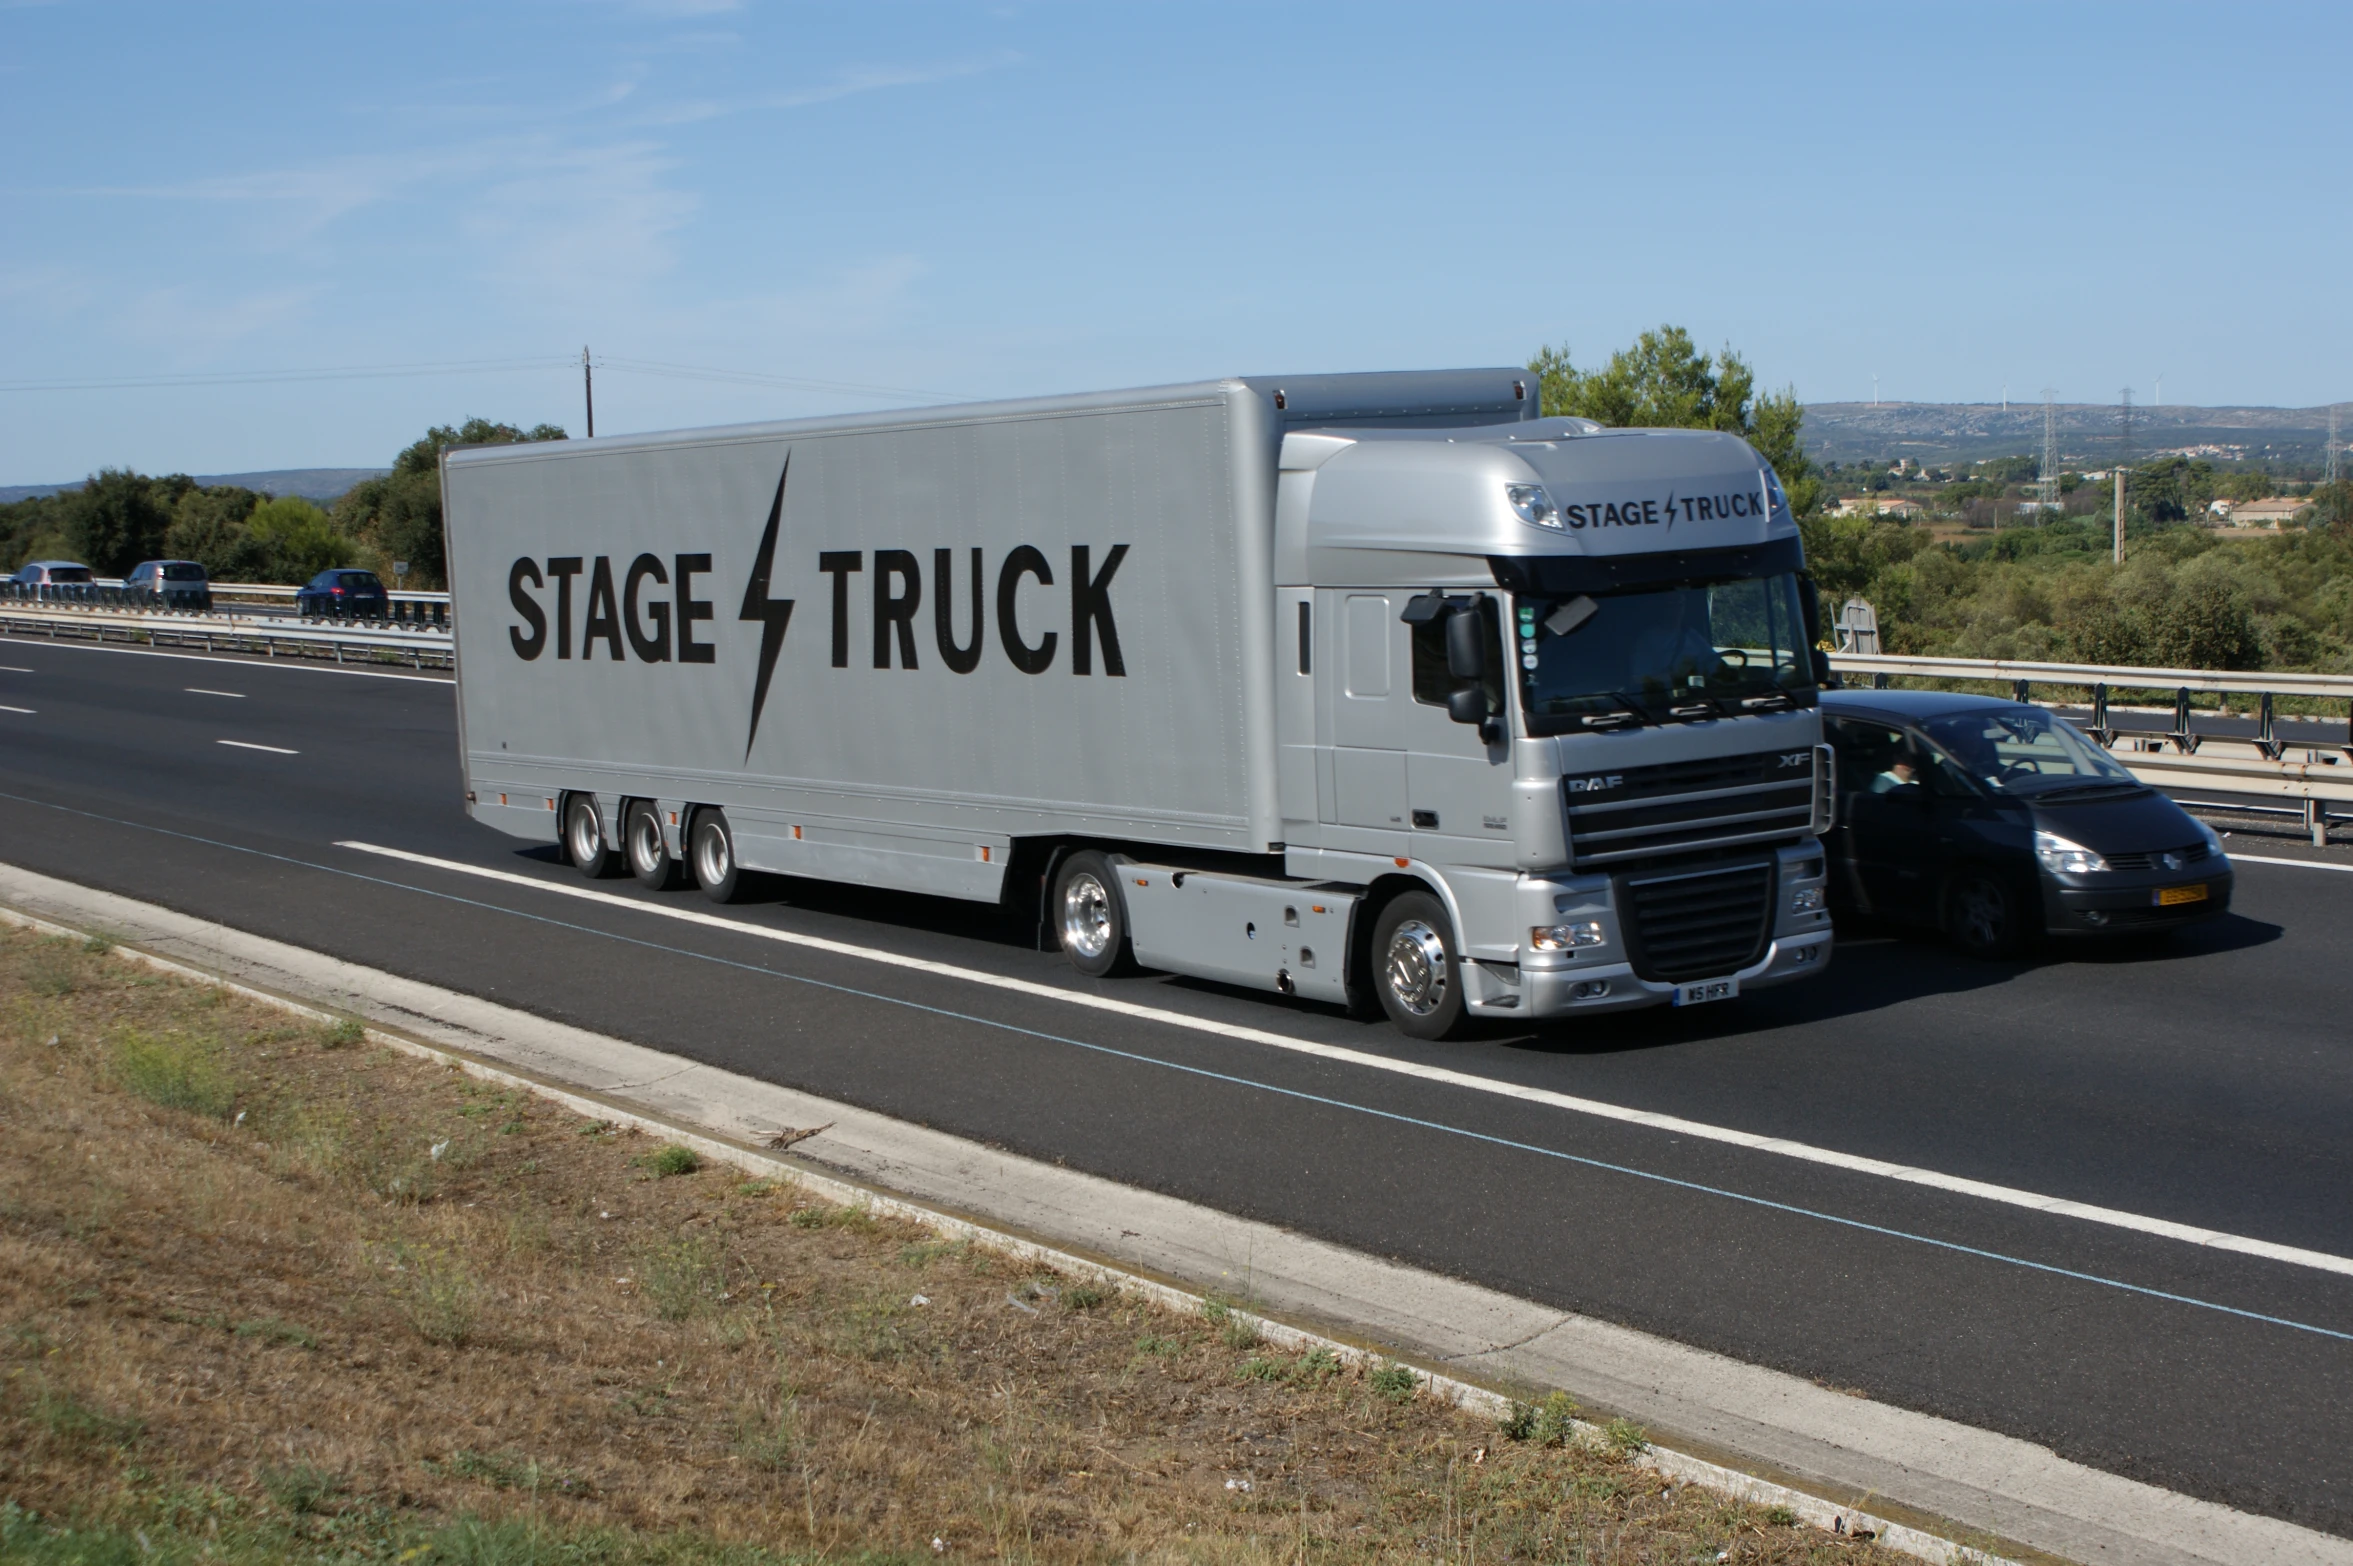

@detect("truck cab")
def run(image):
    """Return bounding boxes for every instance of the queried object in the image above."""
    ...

[1264,418,1835,1034]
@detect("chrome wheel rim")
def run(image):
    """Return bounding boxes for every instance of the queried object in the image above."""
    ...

[629,813,664,876]
[566,801,601,864]
[695,822,730,886]
[1060,872,1113,960]
[1384,919,1450,1016]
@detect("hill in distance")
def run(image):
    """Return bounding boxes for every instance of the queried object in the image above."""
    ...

[1801,402,2341,470]
[0,467,387,506]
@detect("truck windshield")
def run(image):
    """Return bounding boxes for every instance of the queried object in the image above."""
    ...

[1513,572,1815,734]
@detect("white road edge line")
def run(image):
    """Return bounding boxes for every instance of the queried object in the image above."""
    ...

[0,704,33,714]
[185,687,246,698]
[218,739,297,754]
[336,839,2353,1283]
[2230,852,2353,875]
[0,665,32,672]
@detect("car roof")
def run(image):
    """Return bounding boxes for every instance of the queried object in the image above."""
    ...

[1821,688,2028,724]
[27,560,89,569]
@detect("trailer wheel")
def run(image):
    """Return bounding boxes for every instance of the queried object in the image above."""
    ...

[1051,850,1137,978]
[690,808,748,904]
[563,794,623,880]
[1370,891,1470,1041]
[626,799,685,891]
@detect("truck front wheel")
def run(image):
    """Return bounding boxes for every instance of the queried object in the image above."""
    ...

[564,794,622,880]
[1052,850,1136,978]
[1371,891,1470,1041]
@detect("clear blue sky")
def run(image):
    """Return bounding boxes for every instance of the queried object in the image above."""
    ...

[4,2,2347,482]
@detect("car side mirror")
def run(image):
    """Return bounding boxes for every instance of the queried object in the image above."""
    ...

[1445,608,1486,681]
[1812,647,1837,689]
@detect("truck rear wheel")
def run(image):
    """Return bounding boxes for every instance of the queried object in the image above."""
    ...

[1052,850,1137,978]
[1371,891,1470,1041]
[690,808,747,904]
[625,799,684,891]
[563,794,622,880]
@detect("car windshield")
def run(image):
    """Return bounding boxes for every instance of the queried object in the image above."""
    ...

[1920,708,2139,796]
[1513,571,1815,734]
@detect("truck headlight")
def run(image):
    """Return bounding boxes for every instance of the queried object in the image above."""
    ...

[1506,484,1562,531]
[1790,886,1824,912]
[2034,830,2108,874]
[1530,921,1605,951]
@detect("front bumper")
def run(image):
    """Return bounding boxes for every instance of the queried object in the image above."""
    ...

[2041,866,2234,934]
[1507,931,1835,1017]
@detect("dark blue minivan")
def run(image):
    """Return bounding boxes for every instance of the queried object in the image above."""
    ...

[1821,690,2232,956]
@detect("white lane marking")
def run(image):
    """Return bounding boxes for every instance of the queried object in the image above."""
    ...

[0,665,32,672]
[218,739,297,754]
[0,704,32,714]
[185,687,246,698]
[2230,853,2353,875]
[0,637,446,683]
[338,838,2353,1282]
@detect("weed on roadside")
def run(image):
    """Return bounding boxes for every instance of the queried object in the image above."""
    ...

[638,1234,725,1322]
[645,1144,700,1178]
[260,1463,341,1514]
[1369,1361,1419,1404]
[110,1030,236,1118]
[385,1242,482,1346]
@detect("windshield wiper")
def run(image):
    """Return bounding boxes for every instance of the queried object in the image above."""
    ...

[1575,692,1658,730]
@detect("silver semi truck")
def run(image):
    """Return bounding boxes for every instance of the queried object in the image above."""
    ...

[445,369,1835,1039]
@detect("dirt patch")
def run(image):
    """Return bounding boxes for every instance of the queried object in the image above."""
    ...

[0,925,1911,1563]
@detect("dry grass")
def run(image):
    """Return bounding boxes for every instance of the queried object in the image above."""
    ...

[0,925,1913,1564]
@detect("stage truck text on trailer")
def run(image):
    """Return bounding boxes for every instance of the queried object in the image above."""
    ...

[444,370,1837,1039]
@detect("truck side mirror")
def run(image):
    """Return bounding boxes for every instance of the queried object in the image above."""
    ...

[1445,608,1485,680]
[1447,686,1490,725]
[1812,647,1837,689]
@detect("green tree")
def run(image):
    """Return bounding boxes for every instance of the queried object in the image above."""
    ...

[243,496,352,581]
[62,469,189,574]
[163,486,264,579]
[334,417,565,589]
[1529,326,1821,517]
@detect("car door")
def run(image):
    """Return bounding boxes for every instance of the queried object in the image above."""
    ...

[1832,719,1952,918]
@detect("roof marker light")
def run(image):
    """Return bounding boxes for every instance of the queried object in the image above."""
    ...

[1506,483,1563,531]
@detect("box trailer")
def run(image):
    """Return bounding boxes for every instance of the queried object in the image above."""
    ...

[445,370,1835,1038]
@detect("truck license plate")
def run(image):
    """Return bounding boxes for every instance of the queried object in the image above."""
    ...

[1672,977,1739,1007]
[2154,883,2209,907]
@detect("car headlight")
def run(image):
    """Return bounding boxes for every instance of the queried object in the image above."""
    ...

[1530,921,1605,951]
[2195,819,2225,856]
[1506,483,1562,531]
[2034,830,2108,874]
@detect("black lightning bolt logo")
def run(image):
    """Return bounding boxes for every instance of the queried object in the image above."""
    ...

[739,456,795,759]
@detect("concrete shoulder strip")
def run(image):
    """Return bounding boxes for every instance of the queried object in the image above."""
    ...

[2,861,2345,1566]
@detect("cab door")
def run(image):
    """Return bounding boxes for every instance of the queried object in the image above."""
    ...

[1399,594,1514,865]
[1327,592,1408,833]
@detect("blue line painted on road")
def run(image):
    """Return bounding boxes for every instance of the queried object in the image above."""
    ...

[3,784,2350,1347]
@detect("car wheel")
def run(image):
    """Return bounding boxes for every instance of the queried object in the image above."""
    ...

[625,799,684,891]
[1370,890,1471,1041]
[1946,869,2026,959]
[688,808,749,903]
[1051,850,1137,978]
[563,794,622,879]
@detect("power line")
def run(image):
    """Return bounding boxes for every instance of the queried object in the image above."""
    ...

[0,355,966,405]
[596,357,960,403]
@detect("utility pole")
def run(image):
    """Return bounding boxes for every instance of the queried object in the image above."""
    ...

[2115,387,2134,565]
[582,345,595,439]
[2039,387,2059,522]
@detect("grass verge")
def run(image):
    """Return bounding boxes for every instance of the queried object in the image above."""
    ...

[0,925,1910,1563]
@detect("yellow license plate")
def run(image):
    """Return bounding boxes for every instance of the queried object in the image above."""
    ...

[2154,884,2209,907]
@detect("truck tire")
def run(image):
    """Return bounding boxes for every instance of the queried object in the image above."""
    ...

[1945,867,2028,959]
[625,799,685,891]
[690,808,748,904]
[1370,890,1470,1041]
[563,794,622,880]
[1051,850,1137,978]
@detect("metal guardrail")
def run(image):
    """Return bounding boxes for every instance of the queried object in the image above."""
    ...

[211,581,452,605]
[0,602,452,670]
[1829,650,2353,843]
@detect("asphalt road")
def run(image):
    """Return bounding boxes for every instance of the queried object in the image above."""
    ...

[4,638,2351,1540]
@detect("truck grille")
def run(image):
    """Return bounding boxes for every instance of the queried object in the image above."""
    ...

[1618,859,1776,982]
[1563,748,1820,869]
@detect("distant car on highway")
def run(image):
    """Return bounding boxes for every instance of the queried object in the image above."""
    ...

[1821,689,2232,956]
[10,560,95,587]
[297,568,388,619]
[123,559,213,611]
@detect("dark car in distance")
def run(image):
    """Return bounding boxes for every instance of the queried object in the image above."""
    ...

[1821,689,2232,956]
[123,559,213,611]
[297,568,389,619]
